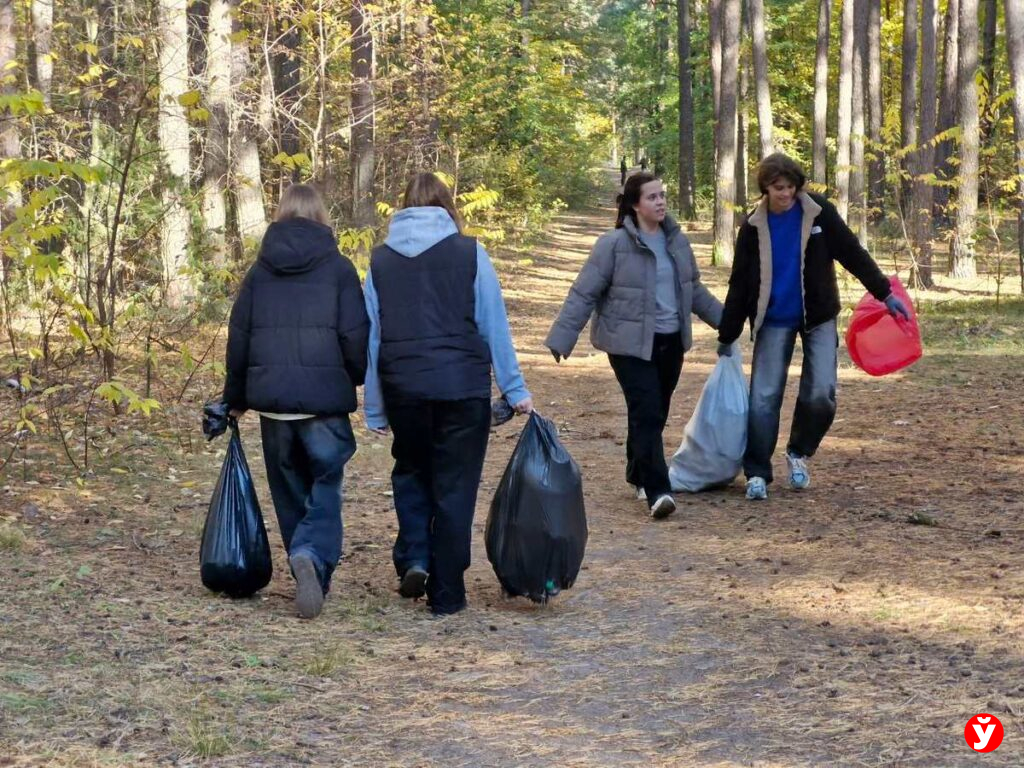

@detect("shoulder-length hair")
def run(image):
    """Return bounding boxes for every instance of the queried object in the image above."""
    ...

[401,172,464,232]
[275,183,332,226]
[615,172,658,228]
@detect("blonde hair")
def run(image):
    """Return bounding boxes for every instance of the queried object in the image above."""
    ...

[401,172,463,232]
[275,184,331,226]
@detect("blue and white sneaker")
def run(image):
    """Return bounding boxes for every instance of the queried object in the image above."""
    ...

[745,477,768,500]
[786,452,811,490]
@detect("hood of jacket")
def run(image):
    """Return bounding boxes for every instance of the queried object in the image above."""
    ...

[258,218,338,275]
[384,207,461,258]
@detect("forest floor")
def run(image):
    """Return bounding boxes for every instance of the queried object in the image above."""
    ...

[2,176,1024,767]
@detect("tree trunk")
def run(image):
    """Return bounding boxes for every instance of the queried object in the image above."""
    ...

[812,0,830,186]
[677,0,696,219]
[836,0,855,217]
[714,0,740,266]
[231,3,266,244]
[851,0,868,244]
[979,0,996,143]
[736,34,749,222]
[273,18,301,189]
[867,0,884,210]
[30,0,52,103]
[710,0,722,126]
[900,0,918,212]
[351,0,376,226]
[950,0,979,279]
[911,0,937,288]
[202,0,231,262]
[158,0,193,307]
[0,0,19,229]
[934,0,958,220]
[747,0,772,157]
[1004,0,1024,291]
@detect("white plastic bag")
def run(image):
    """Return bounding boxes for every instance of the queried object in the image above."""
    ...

[669,352,748,492]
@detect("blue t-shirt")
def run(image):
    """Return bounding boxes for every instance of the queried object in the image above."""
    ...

[764,201,804,328]
[639,228,680,334]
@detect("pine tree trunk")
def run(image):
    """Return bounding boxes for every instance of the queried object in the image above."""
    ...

[851,0,868,244]
[1004,0,1024,291]
[836,0,856,218]
[30,0,52,103]
[158,0,193,307]
[748,0,772,157]
[950,0,979,279]
[979,0,996,144]
[351,0,376,227]
[812,0,830,186]
[900,0,918,213]
[911,0,937,288]
[203,0,231,262]
[867,0,884,210]
[710,0,722,126]
[934,0,959,221]
[714,0,740,266]
[736,43,749,222]
[677,0,696,219]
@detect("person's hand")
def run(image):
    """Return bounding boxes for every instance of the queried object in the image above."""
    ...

[512,396,534,415]
[884,294,911,321]
[549,347,563,363]
[716,342,734,357]
[229,408,247,418]
[369,425,389,436]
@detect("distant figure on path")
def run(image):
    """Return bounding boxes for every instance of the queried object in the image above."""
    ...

[620,157,628,186]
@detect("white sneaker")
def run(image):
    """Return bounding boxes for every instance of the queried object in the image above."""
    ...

[745,477,768,500]
[649,494,676,519]
[786,453,810,490]
[631,484,647,501]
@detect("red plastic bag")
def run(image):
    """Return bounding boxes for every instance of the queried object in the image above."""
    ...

[846,275,922,376]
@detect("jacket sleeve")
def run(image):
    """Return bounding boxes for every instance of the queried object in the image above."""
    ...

[361,270,387,430]
[474,244,530,406]
[687,240,723,329]
[336,254,370,386]
[544,232,616,357]
[717,225,755,345]
[223,268,256,410]
[821,201,891,301]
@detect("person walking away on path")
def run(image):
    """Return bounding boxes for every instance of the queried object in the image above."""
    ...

[716,153,910,500]
[363,172,533,616]
[620,157,628,187]
[545,172,723,520]
[223,183,369,619]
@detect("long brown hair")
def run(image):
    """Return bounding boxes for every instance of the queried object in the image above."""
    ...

[615,172,658,228]
[401,172,464,232]
[275,183,331,226]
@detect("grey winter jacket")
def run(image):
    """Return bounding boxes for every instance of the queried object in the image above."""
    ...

[545,215,723,361]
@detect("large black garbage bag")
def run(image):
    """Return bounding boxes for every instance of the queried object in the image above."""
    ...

[485,412,587,603]
[199,421,273,598]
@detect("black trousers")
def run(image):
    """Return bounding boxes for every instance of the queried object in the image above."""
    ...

[608,332,684,505]
[387,398,491,614]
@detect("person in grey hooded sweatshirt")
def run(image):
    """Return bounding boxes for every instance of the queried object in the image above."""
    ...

[363,172,532,616]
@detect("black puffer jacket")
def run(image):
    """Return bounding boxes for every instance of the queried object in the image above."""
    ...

[223,218,369,415]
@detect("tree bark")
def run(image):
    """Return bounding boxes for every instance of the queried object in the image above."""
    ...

[851,0,868,244]
[736,27,749,222]
[158,0,193,307]
[677,0,696,218]
[0,0,19,232]
[867,0,884,209]
[836,0,855,217]
[30,0,52,103]
[900,0,918,212]
[231,3,266,244]
[748,0,772,157]
[950,0,979,279]
[1004,0,1024,290]
[911,0,937,287]
[202,0,231,262]
[812,0,830,186]
[710,0,722,126]
[979,0,996,144]
[713,0,740,266]
[273,16,301,189]
[934,0,958,220]
[350,0,376,226]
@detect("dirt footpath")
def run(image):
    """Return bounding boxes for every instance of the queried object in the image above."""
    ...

[2,193,1023,767]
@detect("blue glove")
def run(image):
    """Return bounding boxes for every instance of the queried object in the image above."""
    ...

[884,295,911,321]
[717,342,734,357]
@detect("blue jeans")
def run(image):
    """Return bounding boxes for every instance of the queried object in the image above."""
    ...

[745,320,838,483]
[259,415,356,592]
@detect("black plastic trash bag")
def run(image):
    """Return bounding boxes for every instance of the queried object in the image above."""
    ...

[485,412,587,603]
[202,398,230,441]
[199,421,273,598]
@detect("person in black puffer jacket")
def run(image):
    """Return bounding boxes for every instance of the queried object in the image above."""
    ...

[223,183,369,619]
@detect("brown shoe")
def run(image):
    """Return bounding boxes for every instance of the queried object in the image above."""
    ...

[290,554,324,619]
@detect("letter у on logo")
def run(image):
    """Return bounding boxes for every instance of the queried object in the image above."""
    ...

[964,713,1004,753]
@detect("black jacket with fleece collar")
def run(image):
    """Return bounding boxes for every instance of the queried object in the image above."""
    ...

[223,217,369,415]
[718,192,891,345]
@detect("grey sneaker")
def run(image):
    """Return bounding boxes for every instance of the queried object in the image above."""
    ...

[786,452,810,490]
[632,484,647,501]
[290,554,325,619]
[745,477,768,500]
[649,494,677,519]
[399,565,428,599]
